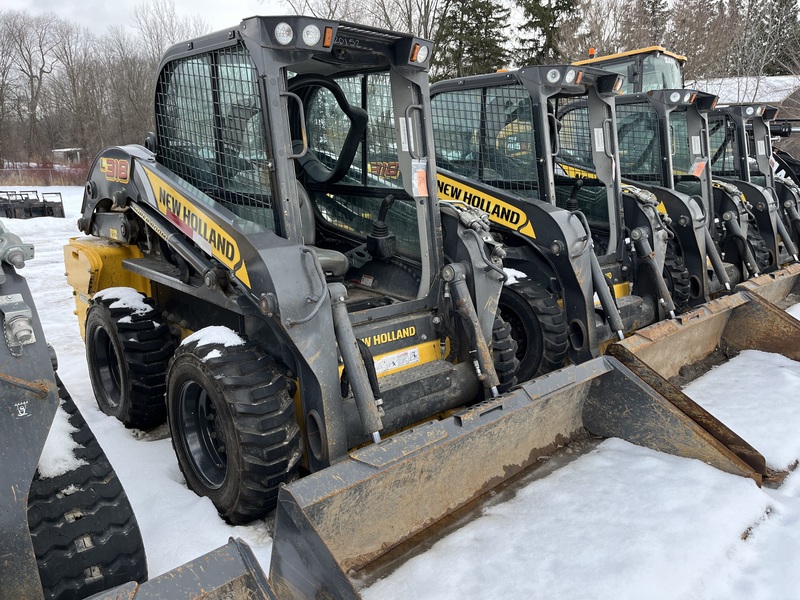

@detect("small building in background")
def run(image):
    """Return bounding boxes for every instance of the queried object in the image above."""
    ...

[52,148,84,165]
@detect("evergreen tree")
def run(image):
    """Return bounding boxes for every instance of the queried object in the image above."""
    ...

[517,0,576,64]
[431,0,510,80]
[617,0,669,49]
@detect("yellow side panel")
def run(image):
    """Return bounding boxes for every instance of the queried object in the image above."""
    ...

[64,237,151,340]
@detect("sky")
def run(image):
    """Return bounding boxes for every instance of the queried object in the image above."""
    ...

[5,0,287,35]
[14,185,800,598]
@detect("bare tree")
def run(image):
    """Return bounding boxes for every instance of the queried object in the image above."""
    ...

[557,0,627,61]
[133,0,210,66]
[6,11,63,161]
[0,12,19,164]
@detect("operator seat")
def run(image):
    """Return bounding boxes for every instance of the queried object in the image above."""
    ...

[297,182,349,277]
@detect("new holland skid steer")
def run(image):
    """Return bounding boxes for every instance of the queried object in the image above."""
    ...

[708,103,800,261]
[431,66,688,380]
[61,17,795,599]
[579,47,800,277]
[606,89,773,293]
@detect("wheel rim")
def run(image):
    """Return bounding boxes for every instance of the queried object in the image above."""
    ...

[177,380,227,489]
[91,326,122,408]
[502,303,543,370]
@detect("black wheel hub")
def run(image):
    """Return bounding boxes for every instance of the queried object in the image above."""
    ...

[91,326,122,408]
[177,380,227,489]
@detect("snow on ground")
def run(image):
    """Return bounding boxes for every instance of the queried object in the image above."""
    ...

[6,186,800,597]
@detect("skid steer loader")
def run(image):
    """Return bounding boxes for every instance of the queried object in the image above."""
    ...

[431,66,688,380]
[708,103,800,258]
[555,87,743,305]
[63,17,784,599]
[610,89,775,292]
[574,46,687,94]
[578,47,799,276]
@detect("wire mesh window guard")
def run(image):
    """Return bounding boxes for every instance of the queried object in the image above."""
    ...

[155,44,275,230]
[432,84,537,200]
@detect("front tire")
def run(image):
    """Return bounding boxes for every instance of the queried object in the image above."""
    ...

[85,289,174,429]
[166,337,302,524]
[498,280,569,382]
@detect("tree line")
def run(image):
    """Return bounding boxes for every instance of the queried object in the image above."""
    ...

[1,0,798,165]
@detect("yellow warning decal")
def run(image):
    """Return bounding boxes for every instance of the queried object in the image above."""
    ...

[141,167,251,288]
[437,173,536,239]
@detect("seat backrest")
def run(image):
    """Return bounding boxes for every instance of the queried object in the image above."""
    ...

[297,182,316,245]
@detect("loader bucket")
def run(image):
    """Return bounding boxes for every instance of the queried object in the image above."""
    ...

[86,538,276,599]
[734,262,800,309]
[267,356,763,599]
[608,288,800,483]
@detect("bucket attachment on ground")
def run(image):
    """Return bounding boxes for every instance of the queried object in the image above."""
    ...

[267,355,764,599]
[86,538,275,599]
[734,262,800,309]
[608,287,800,485]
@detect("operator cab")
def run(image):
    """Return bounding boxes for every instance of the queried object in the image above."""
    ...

[574,46,686,94]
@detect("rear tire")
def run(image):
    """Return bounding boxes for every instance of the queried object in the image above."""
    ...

[29,375,148,600]
[747,227,773,272]
[166,337,302,524]
[498,280,568,382]
[85,290,174,429]
[663,238,691,312]
[492,315,519,392]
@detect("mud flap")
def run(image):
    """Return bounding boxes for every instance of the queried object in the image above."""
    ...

[267,356,763,600]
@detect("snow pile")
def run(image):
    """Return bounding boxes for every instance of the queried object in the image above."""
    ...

[182,325,246,348]
[683,349,800,470]
[689,75,800,105]
[93,287,153,315]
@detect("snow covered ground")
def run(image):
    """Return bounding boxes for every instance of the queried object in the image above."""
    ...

[7,186,800,598]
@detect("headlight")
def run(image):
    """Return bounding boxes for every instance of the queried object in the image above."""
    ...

[670,91,681,103]
[302,25,321,46]
[275,22,294,45]
[417,45,429,62]
[745,106,755,116]
[546,69,561,83]
[565,69,576,84]
[683,92,692,103]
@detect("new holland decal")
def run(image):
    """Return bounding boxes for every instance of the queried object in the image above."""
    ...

[437,174,536,238]
[141,167,251,288]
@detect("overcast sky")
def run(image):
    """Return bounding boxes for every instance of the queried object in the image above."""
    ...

[7,0,286,35]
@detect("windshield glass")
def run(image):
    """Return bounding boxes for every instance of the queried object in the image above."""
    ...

[641,55,683,92]
[301,71,421,259]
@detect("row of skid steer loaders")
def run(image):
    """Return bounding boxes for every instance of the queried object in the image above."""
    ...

[9,18,786,600]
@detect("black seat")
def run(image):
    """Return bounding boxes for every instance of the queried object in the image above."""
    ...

[297,183,349,277]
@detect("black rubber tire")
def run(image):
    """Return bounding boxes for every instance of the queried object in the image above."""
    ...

[492,315,520,392]
[746,226,773,272]
[166,338,302,524]
[498,280,569,382]
[85,290,175,429]
[663,238,691,312]
[29,374,148,600]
